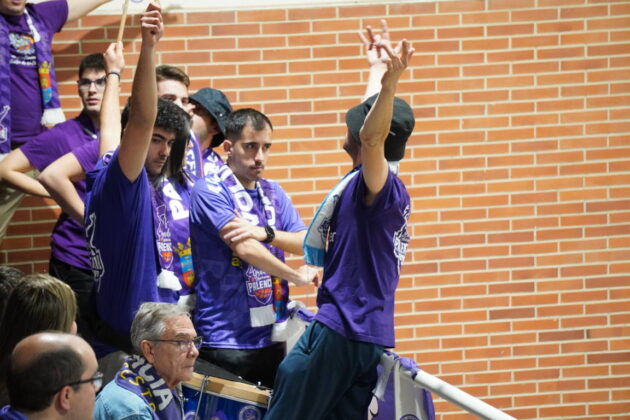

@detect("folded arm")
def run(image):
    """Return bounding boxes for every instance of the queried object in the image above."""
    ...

[38,152,86,223]
[222,216,306,255]
[0,150,49,197]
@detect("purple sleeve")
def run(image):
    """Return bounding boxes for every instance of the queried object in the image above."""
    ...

[72,141,99,173]
[355,169,407,216]
[33,0,68,33]
[194,178,237,233]
[19,124,68,171]
[274,182,306,233]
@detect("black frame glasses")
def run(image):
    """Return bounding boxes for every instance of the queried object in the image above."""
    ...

[149,336,203,352]
[65,371,103,392]
[76,76,106,90]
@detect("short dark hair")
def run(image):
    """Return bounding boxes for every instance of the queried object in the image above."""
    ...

[120,99,190,180]
[156,98,191,180]
[78,53,106,78]
[225,108,273,142]
[7,345,84,412]
[156,65,190,87]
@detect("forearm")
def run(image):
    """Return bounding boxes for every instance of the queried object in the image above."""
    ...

[1,170,49,197]
[270,229,306,256]
[65,0,111,23]
[233,239,304,286]
[99,71,122,157]
[363,63,387,101]
[129,44,157,129]
[39,174,85,223]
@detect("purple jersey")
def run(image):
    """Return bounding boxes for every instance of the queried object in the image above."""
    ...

[20,112,97,270]
[315,170,411,348]
[85,149,178,344]
[72,137,99,174]
[190,175,306,349]
[4,0,67,148]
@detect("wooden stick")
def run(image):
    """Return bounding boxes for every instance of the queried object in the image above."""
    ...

[116,0,131,44]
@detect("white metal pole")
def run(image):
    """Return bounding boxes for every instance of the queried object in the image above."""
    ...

[408,370,517,420]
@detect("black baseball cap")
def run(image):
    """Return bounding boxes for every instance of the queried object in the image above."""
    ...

[345,94,415,161]
[190,88,233,147]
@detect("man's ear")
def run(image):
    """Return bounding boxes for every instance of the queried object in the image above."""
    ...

[55,385,72,412]
[223,140,233,155]
[141,340,156,364]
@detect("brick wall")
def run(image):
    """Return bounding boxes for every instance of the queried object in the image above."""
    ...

[2,0,629,418]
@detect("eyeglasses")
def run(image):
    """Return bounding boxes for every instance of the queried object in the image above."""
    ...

[76,77,106,90]
[65,371,103,392]
[150,336,203,352]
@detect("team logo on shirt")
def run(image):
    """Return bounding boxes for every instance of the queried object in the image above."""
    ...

[9,33,36,66]
[393,205,411,275]
[245,265,272,304]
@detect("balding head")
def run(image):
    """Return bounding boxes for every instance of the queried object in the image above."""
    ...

[8,332,98,418]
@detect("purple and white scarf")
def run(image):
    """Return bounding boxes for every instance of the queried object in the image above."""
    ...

[115,355,183,420]
[185,133,224,178]
[159,176,196,298]
[214,164,288,327]
[151,179,181,293]
[0,5,64,151]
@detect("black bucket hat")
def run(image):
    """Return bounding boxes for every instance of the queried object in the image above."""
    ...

[190,88,233,147]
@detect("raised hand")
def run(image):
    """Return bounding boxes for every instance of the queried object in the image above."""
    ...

[359,19,403,67]
[103,42,125,74]
[140,2,163,48]
[377,38,414,91]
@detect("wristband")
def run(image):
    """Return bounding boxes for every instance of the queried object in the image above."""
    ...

[106,71,121,80]
[263,226,275,243]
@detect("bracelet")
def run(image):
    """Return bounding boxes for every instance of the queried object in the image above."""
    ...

[106,71,120,80]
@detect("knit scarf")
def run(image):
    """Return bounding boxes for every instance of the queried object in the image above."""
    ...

[303,167,360,267]
[115,355,182,420]
[0,5,64,151]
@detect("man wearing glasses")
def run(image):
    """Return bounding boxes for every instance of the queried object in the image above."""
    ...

[0,52,114,339]
[0,331,100,420]
[94,302,200,420]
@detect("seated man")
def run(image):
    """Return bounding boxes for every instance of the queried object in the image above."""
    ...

[0,332,100,420]
[93,302,200,420]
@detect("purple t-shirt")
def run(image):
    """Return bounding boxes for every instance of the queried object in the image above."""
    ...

[20,112,97,270]
[315,170,411,348]
[72,137,99,174]
[190,176,306,349]
[85,149,178,344]
[4,0,67,148]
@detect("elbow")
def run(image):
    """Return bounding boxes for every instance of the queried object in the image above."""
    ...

[37,170,53,190]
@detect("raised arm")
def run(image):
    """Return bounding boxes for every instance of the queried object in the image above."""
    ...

[117,3,162,182]
[38,152,86,223]
[65,0,112,24]
[0,150,48,197]
[99,42,125,158]
[360,38,414,203]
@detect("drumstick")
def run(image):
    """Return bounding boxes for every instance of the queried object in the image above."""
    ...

[116,0,131,44]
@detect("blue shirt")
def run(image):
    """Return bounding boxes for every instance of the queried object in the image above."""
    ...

[315,170,411,348]
[94,381,160,420]
[190,175,305,349]
[85,149,178,352]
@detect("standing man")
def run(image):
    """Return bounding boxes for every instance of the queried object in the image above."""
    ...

[0,52,116,338]
[190,108,318,388]
[94,302,199,420]
[188,87,232,177]
[85,3,192,359]
[266,23,415,419]
[0,0,114,245]
[0,332,100,420]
